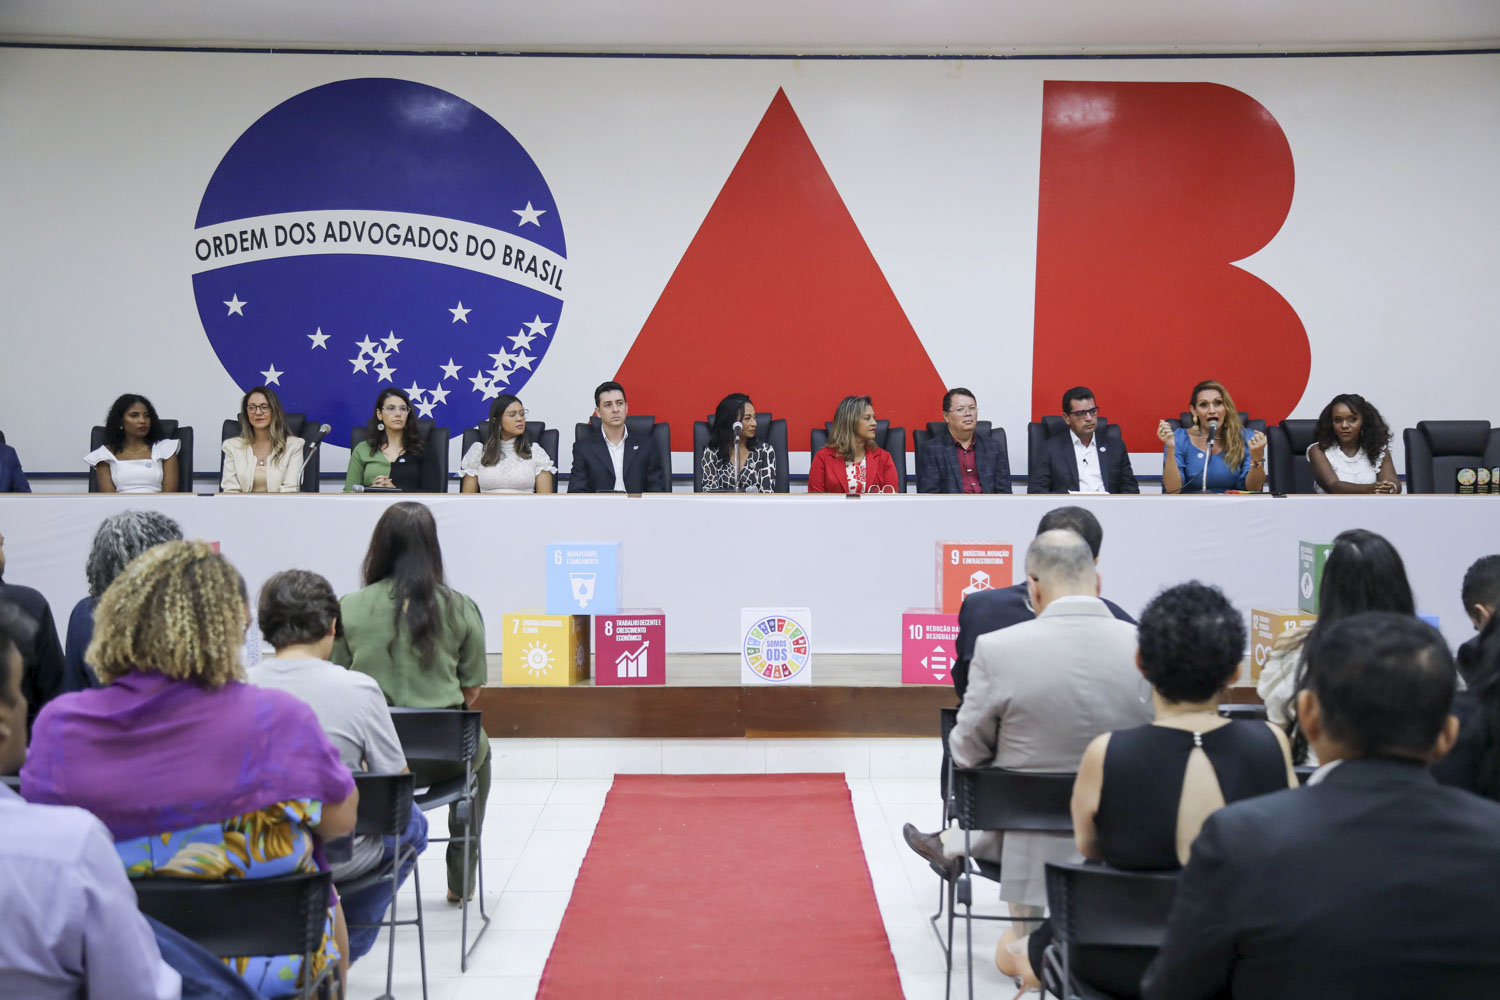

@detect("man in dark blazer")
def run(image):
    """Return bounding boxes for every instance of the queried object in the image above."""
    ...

[1028,386,1139,494]
[0,439,29,493]
[1143,613,1500,1000]
[567,381,669,493]
[0,529,65,735]
[916,388,1012,494]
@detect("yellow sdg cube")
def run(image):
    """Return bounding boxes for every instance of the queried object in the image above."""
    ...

[501,610,592,686]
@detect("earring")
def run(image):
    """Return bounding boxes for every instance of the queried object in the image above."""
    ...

[377,421,385,431]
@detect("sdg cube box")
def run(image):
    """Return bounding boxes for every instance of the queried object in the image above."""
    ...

[936,542,1013,615]
[901,609,960,685]
[501,611,591,686]
[1250,609,1317,683]
[594,610,667,686]
[546,541,621,615]
[1298,541,1332,613]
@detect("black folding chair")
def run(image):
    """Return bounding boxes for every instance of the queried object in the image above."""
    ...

[1042,861,1179,1000]
[1216,703,1268,722]
[133,870,336,1000]
[388,708,490,972]
[338,772,426,1000]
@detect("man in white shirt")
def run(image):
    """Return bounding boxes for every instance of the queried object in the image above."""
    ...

[1028,386,1140,494]
[567,380,670,492]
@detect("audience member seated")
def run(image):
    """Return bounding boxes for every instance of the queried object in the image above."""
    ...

[21,541,359,998]
[1434,613,1500,802]
[221,385,305,493]
[916,387,1012,494]
[0,600,183,1000]
[1023,583,1295,995]
[951,506,1134,702]
[85,393,181,493]
[460,393,555,494]
[62,510,183,696]
[331,502,489,904]
[1143,613,1500,999]
[568,381,669,493]
[1157,380,1266,494]
[1457,554,1500,685]
[344,388,441,492]
[1306,393,1398,494]
[0,435,29,493]
[808,394,899,494]
[249,569,428,962]
[701,393,776,493]
[1028,386,1139,495]
[903,530,1151,977]
[0,529,65,736]
[1257,528,1415,765]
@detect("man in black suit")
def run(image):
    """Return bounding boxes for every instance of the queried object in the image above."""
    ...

[567,381,669,493]
[1143,613,1500,1000]
[1027,386,1139,495]
[1457,554,1500,683]
[916,388,1012,494]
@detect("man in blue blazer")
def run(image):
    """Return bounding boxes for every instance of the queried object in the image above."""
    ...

[1028,386,1139,494]
[0,440,29,493]
[568,381,669,493]
[916,388,1012,494]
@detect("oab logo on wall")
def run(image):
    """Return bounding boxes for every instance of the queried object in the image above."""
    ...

[191,78,565,443]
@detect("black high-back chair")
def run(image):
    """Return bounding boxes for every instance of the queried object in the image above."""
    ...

[691,412,790,492]
[87,422,195,492]
[809,422,907,492]
[1174,411,1267,436]
[219,414,323,492]
[1403,421,1500,494]
[460,420,561,481]
[350,420,451,490]
[575,415,672,488]
[134,871,335,1000]
[1041,861,1180,1000]
[1266,419,1319,494]
[339,772,428,1000]
[912,421,1010,493]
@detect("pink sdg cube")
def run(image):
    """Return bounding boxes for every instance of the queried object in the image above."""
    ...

[593,610,666,686]
[901,609,959,685]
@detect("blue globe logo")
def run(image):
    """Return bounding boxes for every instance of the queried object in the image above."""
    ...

[191,78,566,444]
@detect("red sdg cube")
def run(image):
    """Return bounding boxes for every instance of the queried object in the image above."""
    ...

[593,610,666,686]
[902,609,960,685]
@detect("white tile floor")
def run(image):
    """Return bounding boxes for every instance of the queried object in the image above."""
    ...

[346,739,1026,1000]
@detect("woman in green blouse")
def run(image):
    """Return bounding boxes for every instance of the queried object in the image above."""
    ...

[343,388,444,492]
[332,501,488,900]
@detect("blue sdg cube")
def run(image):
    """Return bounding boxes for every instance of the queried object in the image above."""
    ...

[546,542,622,616]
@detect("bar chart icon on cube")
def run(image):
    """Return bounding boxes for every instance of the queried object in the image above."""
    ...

[594,611,667,686]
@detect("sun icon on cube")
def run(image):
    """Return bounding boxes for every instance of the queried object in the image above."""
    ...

[522,640,555,678]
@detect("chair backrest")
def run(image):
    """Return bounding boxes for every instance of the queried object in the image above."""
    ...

[1175,411,1267,436]
[0,429,6,444]
[350,419,451,488]
[134,870,333,962]
[352,772,416,838]
[810,422,908,492]
[950,766,1075,832]
[219,414,321,492]
[460,421,561,475]
[1045,861,1178,951]
[1267,419,1319,494]
[388,708,483,764]
[88,422,195,493]
[1403,420,1500,494]
[691,412,790,492]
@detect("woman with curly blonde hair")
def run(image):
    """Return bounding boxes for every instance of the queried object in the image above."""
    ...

[21,541,359,998]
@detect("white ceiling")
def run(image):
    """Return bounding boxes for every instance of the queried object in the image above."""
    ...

[2,0,1498,54]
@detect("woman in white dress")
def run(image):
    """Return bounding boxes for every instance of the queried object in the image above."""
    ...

[85,393,180,493]
[459,394,555,494]
[1306,393,1399,494]
[220,385,305,493]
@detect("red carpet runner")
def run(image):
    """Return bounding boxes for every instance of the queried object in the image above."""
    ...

[537,773,904,999]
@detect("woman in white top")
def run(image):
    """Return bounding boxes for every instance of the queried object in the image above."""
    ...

[459,394,556,494]
[1306,393,1399,494]
[85,393,180,493]
[220,385,306,493]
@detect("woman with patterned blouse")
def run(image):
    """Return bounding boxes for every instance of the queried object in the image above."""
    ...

[700,393,777,493]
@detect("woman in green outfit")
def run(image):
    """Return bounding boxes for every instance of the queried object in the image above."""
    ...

[343,388,444,492]
[331,501,489,901]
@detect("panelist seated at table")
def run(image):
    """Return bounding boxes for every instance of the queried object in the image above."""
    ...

[917,387,1012,494]
[1029,386,1140,495]
[701,393,777,494]
[0,436,28,493]
[568,381,669,493]
[460,394,555,494]
[344,388,442,492]
[808,395,899,494]
[1307,393,1399,494]
[221,385,305,493]
[1158,379,1266,494]
[85,393,180,494]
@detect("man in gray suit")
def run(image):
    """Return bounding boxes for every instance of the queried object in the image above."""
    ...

[908,529,1150,970]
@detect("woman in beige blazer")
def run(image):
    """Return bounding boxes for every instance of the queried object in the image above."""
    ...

[220,385,305,492]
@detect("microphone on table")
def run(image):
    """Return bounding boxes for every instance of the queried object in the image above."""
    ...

[731,421,745,492]
[349,484,400,493]
[1202,419,1220,492]
[299,424,332,474]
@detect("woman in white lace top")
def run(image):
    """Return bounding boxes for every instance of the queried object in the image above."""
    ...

[1306,394,1399,494]
[459,394,555,494]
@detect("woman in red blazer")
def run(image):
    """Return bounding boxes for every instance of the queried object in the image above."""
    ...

[808,395,899,493]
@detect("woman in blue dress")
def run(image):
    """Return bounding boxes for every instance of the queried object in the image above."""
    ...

[1157,379,1267,494]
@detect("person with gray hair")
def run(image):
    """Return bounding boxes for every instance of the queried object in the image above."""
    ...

[906,528,1151,988]
[62,510,182,693]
